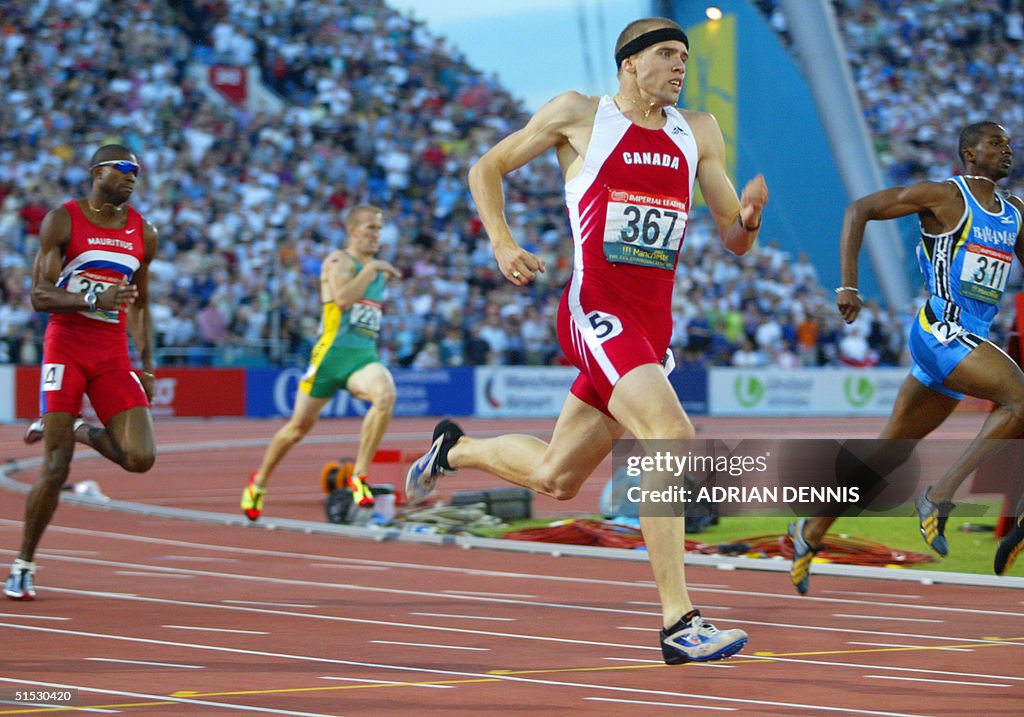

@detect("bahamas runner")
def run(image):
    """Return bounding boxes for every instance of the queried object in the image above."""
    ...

[242,205,401,520]
[789,122,1024,594]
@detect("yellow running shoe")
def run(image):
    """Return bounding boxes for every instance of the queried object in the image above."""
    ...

[347,473,375,508]
[787,518,823,595]
[916,488,954,557]
[241,471,266,521]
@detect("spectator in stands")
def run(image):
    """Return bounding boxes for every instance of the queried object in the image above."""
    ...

[732,338,766,368]
[8,0,996,376]
[795,310,821,366]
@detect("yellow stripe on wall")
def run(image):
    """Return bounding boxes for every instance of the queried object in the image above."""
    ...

[684,15,737,206]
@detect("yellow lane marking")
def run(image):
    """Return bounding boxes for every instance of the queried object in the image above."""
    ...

[0,702,178,715]
[3,637,1020,713]
[753,635,1024,658]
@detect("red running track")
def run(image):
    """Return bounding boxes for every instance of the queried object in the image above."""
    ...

[0,415,1022,716]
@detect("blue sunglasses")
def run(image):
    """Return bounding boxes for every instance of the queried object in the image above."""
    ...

[91,160,141,176]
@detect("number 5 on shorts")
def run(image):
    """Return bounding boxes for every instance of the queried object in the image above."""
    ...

[586,310,623,343]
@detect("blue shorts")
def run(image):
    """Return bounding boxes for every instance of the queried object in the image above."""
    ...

[907,313,985,400]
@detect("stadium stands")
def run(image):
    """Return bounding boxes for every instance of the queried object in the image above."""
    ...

[8,0,1005,373]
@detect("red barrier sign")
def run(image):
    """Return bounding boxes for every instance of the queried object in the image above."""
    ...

[16,367,246,418]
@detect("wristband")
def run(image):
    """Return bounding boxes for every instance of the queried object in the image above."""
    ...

[835,286,862,299]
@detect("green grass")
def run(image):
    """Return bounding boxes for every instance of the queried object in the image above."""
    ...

[691,511,1015,576]
[481,500,1023,577]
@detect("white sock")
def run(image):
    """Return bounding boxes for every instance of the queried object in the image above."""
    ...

[12,559,35,574]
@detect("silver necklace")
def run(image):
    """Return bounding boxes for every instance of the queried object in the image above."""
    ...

[962,174,997,186]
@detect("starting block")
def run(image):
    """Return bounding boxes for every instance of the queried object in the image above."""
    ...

[320,449,420,503]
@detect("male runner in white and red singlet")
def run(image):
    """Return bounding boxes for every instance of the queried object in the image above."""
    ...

[5,145,158,601]
[406,17,768,663]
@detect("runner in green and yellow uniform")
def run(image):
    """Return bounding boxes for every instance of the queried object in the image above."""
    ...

[242,205,401,520]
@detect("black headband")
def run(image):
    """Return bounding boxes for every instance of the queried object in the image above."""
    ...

[615,27,689,69]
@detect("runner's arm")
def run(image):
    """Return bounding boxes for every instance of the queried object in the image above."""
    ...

[1008,195,1024,266]
[468,92,592,281]
[126,220,158,383]
[690,111,767,255]
[325,252,399,311]
[838,181,953,322]
[29,207,82,313]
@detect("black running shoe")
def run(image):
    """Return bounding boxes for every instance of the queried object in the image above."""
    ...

[660,610,748,664]
[994,507,1024,576]
[404,419,464,504]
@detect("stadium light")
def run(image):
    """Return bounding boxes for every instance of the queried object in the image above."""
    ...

[706,6,723,21]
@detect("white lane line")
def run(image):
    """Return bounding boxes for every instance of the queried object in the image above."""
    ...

[31,593,655,653]
[621,620,982,646]
[114,571,192,579]
[27,546,1018,662]
[0,613,71,621]
[85,657,205,669]
[585,696,736,711]
[865,675,1012,688]
[686,583,733,589]
[163,625,270,635]
[628,601,732,611]
[849,641,972,653]
[9,522,1021,619]
[14,553,957,648]
[157,556,240,563]
[601,657,737,669]
[308,563,388,571]
[40,581,1008,656]
[0,676,344,716]
[39,549,101,556]
[832,614,944,624]
[0,701,117,715]
[370,640,489,652]
[0,625,935,717]
[743,655,1024,683]
[635,581,734,589]
[823,590,921,600]
[717,617,995,645]
[319,676,453,689]
[222,600,318,608]
[410,612,514,622]
[443,590,537,599]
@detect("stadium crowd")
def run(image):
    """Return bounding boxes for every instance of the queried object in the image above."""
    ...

[2,0,1020,374]
[831,0,1024,187]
